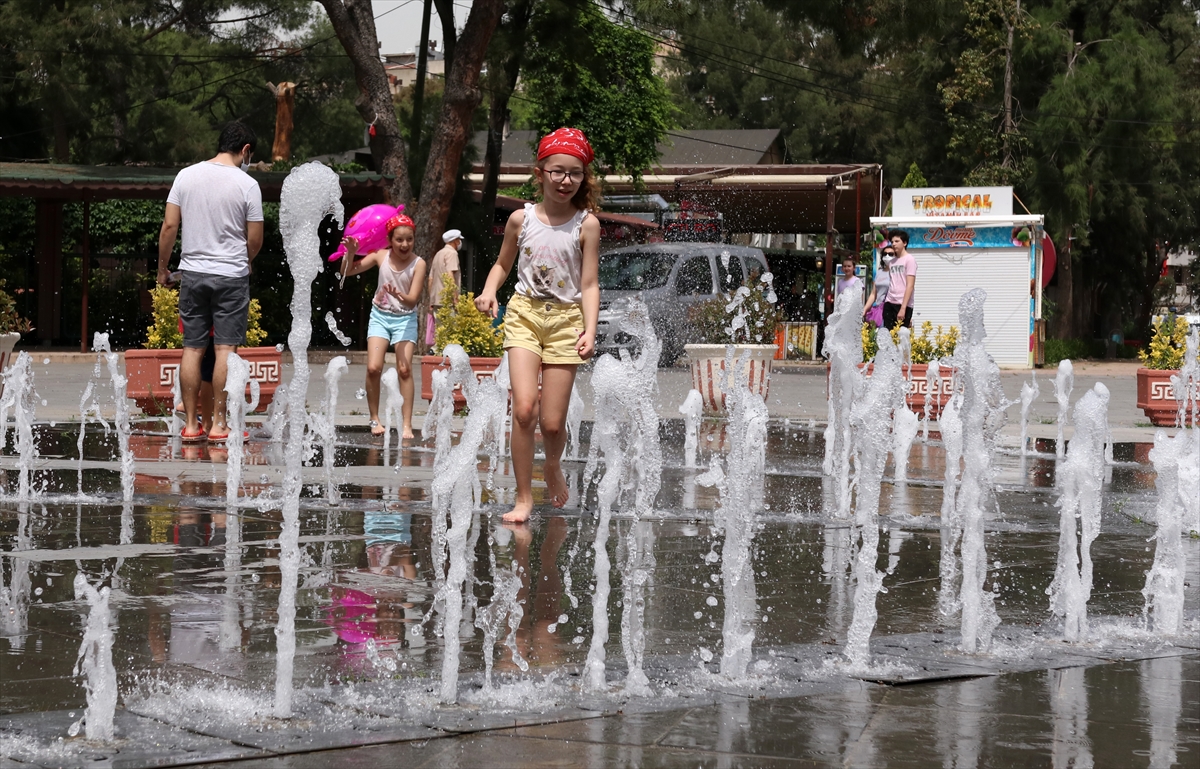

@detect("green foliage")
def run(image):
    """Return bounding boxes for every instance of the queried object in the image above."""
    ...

[686,276,782,346]
[521,3,676,178]
[433,275,505,357]
[145,285,266,349]
[1139,315,1189,370]
[862,321,958,364]
[1044,338,1104,365]
[900,163,928,188]
[0,280,33,335]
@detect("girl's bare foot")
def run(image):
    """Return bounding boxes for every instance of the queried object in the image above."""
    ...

[369,419,385,436]
[544,460,569,508]
[402,426,415,439]
[502,498,534,522]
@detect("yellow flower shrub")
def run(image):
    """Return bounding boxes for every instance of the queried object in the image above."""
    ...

[145,285,268,349]
[1138,315,1187,370]
[433,274,505,357]
[863,320,959,364]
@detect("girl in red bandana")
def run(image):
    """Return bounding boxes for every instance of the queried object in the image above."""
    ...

[340,213,427,439]
[476,127,601,522]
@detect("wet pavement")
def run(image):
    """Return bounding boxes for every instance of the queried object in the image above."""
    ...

[2,419,1198,767]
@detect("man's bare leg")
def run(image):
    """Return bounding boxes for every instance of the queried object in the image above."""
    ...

[208,344,237,439]
[180,346,206,436]
[504,348,543,522]
[538,364,578,508]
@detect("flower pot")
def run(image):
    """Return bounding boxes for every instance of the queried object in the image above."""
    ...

[0,331,21,402]
[1136,367,1196,427]
[420,354,505,408]
[124,346,283,416]
[684,343,774,414]
[857,362,956,419]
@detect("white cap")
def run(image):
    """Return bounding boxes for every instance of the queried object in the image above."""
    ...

[442,229,462,243]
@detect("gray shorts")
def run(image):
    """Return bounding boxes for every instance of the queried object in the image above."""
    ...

[179,271,250,348]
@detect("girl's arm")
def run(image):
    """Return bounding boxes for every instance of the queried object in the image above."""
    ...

[340,237,384,277]
[575,215,601,360]
[474,209,525,318]
[863,283,877,316]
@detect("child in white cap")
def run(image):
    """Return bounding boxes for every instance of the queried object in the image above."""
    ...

[426,228,462,345]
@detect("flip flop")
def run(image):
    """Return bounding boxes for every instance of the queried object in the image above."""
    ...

[181,429,207,444]
[208,430,249,444]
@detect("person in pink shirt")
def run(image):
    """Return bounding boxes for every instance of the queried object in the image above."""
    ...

[882,230,917,328]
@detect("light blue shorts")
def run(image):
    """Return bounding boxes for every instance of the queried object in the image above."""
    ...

[368,306,418,345]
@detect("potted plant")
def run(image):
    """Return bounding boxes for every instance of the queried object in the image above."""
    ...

[421,275,506,406]
[683,275,783,414]
[861,321,959,417]
[124,285,279,414]
[0,280,33,400]
[1136,314,1195,426]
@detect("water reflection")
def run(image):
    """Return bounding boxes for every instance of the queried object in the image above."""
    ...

[1049,667,1093,768]
[1140,656,1182,769]
[0,503,31,647]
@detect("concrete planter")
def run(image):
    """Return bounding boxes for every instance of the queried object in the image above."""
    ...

[858,362,956,419]
[1136,367,1196,427]
[420,354,505,407]
[0,332,22,402]
[124,346,282,415]
[684,343,774,414]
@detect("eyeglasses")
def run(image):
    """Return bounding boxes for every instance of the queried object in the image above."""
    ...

[545,169,585,184]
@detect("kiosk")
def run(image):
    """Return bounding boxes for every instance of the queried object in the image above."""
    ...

[871,186,1045,368]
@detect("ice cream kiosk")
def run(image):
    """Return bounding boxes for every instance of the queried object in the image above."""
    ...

[870,186,1045,368]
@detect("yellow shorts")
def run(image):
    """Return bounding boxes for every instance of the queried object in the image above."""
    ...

[504,293,585,364]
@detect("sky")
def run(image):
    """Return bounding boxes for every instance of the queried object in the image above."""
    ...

[371,0,471,57]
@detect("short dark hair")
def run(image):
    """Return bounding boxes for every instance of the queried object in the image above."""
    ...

[890,229,910,245]
[217,122,257,155]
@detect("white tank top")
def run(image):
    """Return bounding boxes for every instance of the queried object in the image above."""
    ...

[515,203,587,304]
[373,253,418,314]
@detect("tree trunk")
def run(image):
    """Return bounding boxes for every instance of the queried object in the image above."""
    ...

[480,0,535,235]
[412,0,506,352]
[1057,224,1075,338]
[1001,0,1018,166]
[267,82,297,162]
[318,0,412,206]
[433,0,457,73]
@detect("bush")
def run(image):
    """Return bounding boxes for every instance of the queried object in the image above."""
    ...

[686,274,782,345]
[862,320,958,364]
[433,274,505,357]
[145,285,267,349]
[1138,315,1189,370]
[1044,338,1103,365]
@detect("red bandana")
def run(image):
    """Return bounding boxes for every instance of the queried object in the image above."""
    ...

[386,213,414,232]
[537,127,595,166]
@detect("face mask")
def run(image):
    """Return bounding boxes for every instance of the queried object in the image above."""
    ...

[240,150,250,172]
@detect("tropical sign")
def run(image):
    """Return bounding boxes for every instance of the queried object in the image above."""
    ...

[893,186,1013,217]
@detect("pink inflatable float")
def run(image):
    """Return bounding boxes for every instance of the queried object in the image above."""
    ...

[327,203,404,262]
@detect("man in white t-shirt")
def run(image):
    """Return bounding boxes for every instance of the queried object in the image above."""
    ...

[882,229,917,329]
[425,229,463,344]
[157,122,264,442]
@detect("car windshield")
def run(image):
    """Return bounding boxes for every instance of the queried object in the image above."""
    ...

[598,253,676,290]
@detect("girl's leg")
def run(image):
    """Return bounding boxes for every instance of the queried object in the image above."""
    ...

[504,347,543,522]
[393,340,416,438]
[365,336,390,436]
[538,364,578,509]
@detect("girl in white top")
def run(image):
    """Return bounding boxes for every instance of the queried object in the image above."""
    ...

[341,213,427,439]
[476,127,601,522]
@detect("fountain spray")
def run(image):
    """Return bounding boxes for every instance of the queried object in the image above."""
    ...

[222,352,260,505]
[844,332,905,667]
[275,162,343,718]
[823,290,865,518]
[582,298,662,693]
[0,351,37,499]
[318,356,348,503]
[93,333,134,502]
[679,389,703,469]
[1054,359,1074,459]
[566,383,584,460]
[1047,383,1109,642]
[953,289,1004,653]
[936,386,963,619]
[1019,369,1039,456]
[921,359,941,442]
[72,574,117,741]
[379,367,404,458]
[430,345,508,703]
[1142,429,1191,636]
